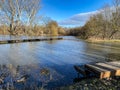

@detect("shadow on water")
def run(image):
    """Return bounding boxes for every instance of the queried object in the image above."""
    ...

[0,64,76,90]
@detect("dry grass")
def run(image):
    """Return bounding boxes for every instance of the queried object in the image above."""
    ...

[86,37,120,43]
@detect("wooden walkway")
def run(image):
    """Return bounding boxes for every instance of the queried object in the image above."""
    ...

[74,61,120,79]
[0,37,63,44]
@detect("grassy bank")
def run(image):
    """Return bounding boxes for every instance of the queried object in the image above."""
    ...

[86,38,120,43]
[84,38,120,49]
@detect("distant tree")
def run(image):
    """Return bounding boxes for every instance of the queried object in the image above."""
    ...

[66,0,120,40]
[80,1,120,40]
[42,16,52,34]
[109,0,120,39]
[47,20,58,36]
[82,13,105,39]
[58,27,66,35]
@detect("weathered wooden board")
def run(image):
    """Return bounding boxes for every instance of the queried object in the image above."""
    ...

[85,64,111,79]
[74,61,120,79]
[106,62,120,68]
[95,63,120,76]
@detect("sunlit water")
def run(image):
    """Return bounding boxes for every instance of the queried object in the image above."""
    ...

[0,36,120,89]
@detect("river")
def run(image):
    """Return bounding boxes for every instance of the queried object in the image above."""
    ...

[0,36,120,89]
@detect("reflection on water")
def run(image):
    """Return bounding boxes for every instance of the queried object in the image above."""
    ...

[0,64,64,90]
[0,36,120,89]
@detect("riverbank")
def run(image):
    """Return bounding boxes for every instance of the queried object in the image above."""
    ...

[84,38,120,49]
[59,77,120,90]
[86,38,120,43]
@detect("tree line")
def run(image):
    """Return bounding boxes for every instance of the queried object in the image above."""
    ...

[0,0,66,36]
[67,0,120,40]
[1,0,119,38]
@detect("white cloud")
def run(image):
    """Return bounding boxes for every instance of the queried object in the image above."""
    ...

[58,10,99,27]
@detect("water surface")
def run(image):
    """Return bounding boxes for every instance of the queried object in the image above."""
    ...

[0,36,120,89]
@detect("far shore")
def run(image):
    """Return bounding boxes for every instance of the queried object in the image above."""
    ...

[86,38,120,43]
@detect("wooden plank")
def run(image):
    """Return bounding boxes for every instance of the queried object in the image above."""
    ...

[107,61,120,67]
[85,64,111,79]
[95,63,120,76]
[110,61,120,64]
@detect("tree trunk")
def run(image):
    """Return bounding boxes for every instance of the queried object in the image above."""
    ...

[10,23,14,35]
[109,30,118,39]
[9,16,14,35]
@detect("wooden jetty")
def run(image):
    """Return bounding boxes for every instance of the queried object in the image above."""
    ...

[74,61,120,79]
[0,37,63,44]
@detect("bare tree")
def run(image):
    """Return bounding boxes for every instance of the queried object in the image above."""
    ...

[42,16,52,34]
[101,4,111,39]
[0,0,41,35]
[24,0,41,26]
[110,0,120,39]
[0,0,15,34]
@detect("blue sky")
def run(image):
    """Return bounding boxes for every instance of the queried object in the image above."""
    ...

[40,0,112,27]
